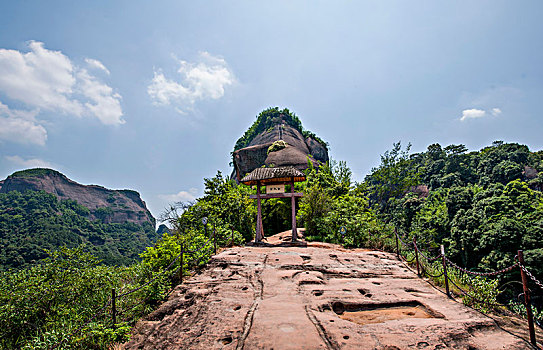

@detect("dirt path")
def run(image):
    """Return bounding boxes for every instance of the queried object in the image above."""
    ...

[124,238,533,349]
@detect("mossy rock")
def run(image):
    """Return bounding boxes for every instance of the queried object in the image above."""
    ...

[267,140,288,154]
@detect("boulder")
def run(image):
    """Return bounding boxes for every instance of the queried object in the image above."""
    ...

[233,123,328,180]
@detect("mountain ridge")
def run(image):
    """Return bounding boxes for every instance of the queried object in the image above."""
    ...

[0,168,155,227]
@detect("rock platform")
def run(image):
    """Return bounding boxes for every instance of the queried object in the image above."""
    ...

[124,236,534,349]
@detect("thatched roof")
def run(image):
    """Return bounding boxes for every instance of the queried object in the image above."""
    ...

[240,166,306,186]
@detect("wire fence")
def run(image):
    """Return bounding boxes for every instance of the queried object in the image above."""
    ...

[392,228,542,347]
[48,221,230,350]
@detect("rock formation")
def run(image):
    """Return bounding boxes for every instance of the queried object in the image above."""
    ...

[125,232,532,349]
[0,168,155,226]
[232,108,329,180]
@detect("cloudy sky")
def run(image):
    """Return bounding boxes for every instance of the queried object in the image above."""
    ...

[1,1,542,219]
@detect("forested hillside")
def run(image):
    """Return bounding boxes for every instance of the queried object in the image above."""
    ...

[363,141,543,277]
[0,190,158,269]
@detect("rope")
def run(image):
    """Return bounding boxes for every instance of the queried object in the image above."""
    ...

[117,250,184,298]
[419,259,444,278]
[422,268,444,278]
[117,299,146,319]
[444,256,518,277]
[396,232,413,249]
[118,233,216,299]
[412,240,442,262]
[184,234,214,254]
[399,251,416,263]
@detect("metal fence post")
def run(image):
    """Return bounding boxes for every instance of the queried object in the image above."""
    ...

[395,228,400,259]
[213,225,217,255]
[111,288,117,328]
[414,235,420,277]
[441,245,450,298]
[180,243,184,284]
[518,250,537,346]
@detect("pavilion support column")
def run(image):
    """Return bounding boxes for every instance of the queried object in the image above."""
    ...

[291,177,297,242]
[256,181,263,243]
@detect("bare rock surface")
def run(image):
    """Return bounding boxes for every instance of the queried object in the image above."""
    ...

[125,236,532,350]
[233,123,328,180]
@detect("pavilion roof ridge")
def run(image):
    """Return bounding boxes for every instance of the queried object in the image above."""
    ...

[240,166,306,185]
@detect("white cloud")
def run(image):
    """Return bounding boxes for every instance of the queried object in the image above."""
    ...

[460,107,503,121]
[85,58,110,75]
[0,102,46,145]
[148,51,235,113]
[5,155,53,168]
[77,69,124,125]
[0,41,123,127]
[159,188,198,202]
[460,108,486,121]
[491,108,502,116]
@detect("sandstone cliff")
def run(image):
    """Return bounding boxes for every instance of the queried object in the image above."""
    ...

[0,168,155,226]
[232,108,329,180]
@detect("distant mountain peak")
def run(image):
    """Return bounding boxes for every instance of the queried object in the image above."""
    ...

[0,168,155,226]
[9,168,65,179]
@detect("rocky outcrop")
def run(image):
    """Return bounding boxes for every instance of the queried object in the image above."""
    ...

[233,122,329,180]
[125,232,531,349]
[523,166,538,180]
[0,168,155,226]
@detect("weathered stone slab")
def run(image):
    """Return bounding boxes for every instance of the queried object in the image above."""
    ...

[124,239,532,349]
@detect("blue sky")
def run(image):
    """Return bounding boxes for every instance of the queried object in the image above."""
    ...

[1,1,542,219]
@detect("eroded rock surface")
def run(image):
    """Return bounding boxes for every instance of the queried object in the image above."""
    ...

[232,123,328,180]
[125,243,531,349]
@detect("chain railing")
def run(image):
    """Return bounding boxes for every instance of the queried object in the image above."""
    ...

[49,220,226,350]
[443,255,519,277]
[520,263,543,292]
[392,228,542,347]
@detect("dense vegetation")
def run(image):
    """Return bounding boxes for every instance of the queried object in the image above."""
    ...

[8,168,61,179]
[362,141,543,276]
[0,172,251,349]
[233,107,328,151]
[361,141,543,308]
[298,160,383,247]
[0,190,158,269]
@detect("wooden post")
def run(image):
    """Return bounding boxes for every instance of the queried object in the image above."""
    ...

[395,228,400,259]
[441,245,450,298]
[231,227,234,247]
[179,243,184,283]
[518,250,537,346]
[111,288,117,328]
[256,181,262,242]
[213,225,217,255]
[291,178,297,242]
[414,236,420,277]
